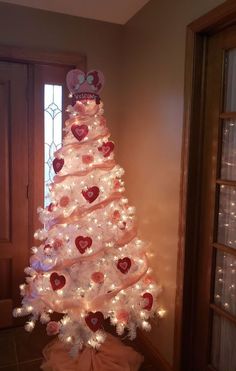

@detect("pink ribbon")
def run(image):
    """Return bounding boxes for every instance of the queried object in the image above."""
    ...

[48,192,125,230]
[40,253,149,315]
[54,129,110,158]
[89,254,149,311]
[35,227,137,273]
[116,228,137,247]
[65,115,106,127]
[53,160,116,184]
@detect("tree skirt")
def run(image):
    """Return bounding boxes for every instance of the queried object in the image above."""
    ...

[41,334,144,371]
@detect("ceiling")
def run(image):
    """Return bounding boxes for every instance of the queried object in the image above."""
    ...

[1,0,150,24]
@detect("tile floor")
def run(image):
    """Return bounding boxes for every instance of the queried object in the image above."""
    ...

[0,325,156,370]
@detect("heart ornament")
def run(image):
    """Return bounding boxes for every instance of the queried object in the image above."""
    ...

[142,292,153,311]
[85,311,104,332]
[71,124,88,141]
[50,272,66,291]
[53,158,64,173]
[98,142,114,157]
[75,236,92,254]
[117,257,131,274]
[82,186,99,203]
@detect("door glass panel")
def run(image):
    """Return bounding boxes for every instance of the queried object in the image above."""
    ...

[217,185,236,249]
[225,49,236,112]
[211,48,236,371]
[44,84,62,206]
[214,250,236,316]
[211,313,236,371]
[221,119,236,180]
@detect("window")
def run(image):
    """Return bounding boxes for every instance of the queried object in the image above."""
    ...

[44,84,62,206]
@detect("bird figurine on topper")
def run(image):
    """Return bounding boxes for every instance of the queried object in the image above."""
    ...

[66,69,105,104]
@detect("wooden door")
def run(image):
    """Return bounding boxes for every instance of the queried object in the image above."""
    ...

[0,48,84,330]
[0,62,29,328]
[192,25,236,371]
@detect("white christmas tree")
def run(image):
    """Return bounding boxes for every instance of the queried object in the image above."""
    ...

[14,69,162,356]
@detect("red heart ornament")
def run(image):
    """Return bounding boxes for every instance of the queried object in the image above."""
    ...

[117,257,131,274]
[142,292,153,311]
[71,124,89,141]
[98,141,114,157]
[50,272,66,291]
[82,186,99,203]
[53,158,64,173]
[85,311,104,332]
[75,236,92,254]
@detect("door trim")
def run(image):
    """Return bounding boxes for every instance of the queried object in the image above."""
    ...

[0,44,86,68]
[178,1,236,370]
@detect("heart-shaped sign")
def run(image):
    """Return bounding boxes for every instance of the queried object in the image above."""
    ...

[50,272,66,291]
[71,124,89,141]
[142,292,153,311]
[117,257,131,274]
[53,158,64,174]
[66,70,105,95]
[85,311,104,332]
[75,236,92,254]
[98,142,114,158]
[82,186,99,203]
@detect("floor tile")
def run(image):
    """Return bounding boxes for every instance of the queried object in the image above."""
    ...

[0,365,18,371]
[18,359,42,371]
[140,365,158,371]
[14,325,50,363]
[0,330,17,367]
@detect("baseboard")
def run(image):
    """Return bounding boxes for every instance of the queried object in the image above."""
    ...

[137,331,172,371]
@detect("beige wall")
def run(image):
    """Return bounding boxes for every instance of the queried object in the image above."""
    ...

[121,0,224,366]
[0,1,123,141]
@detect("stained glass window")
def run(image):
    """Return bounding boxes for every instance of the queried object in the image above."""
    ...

[44,84,62,206]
